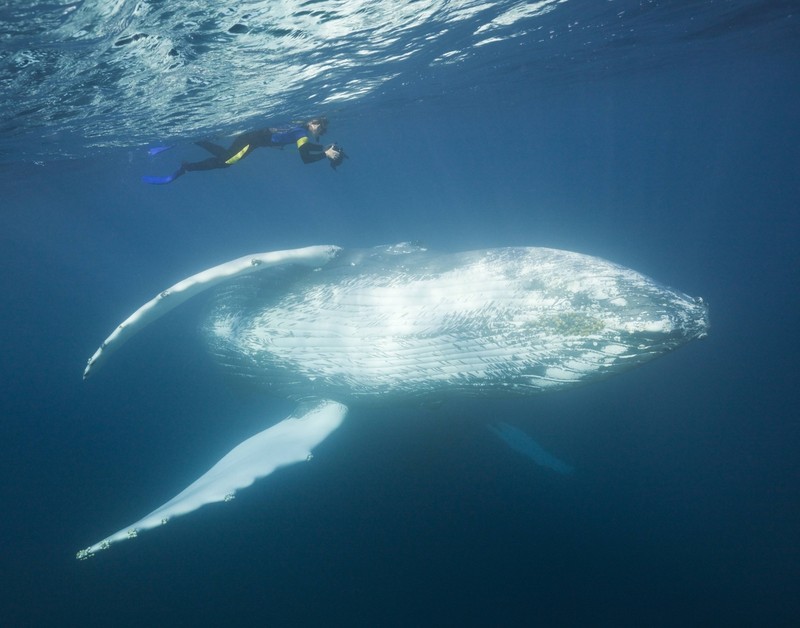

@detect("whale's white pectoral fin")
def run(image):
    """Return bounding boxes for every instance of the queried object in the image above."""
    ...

[489,422,574,475]
[76,399,348,560]
[83,245,341,378]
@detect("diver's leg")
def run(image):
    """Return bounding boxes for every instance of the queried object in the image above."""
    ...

[227,131,263,153]
[197,132,257,163]
[182,157,228,172]
[195,141,228,158]
[141,156,227,184]
[142,141,238,184]
[197,130,259,156]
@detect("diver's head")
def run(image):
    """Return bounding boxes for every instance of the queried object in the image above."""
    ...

[307,117,328,139]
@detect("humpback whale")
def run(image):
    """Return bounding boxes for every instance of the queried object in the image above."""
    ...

[76,243,708,559]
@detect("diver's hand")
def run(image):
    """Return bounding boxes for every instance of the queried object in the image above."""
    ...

[324,144,342,161]
[325,144,348,170]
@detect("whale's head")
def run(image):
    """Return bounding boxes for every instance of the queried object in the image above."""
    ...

[592,282,709,362]
[499,248,709,390]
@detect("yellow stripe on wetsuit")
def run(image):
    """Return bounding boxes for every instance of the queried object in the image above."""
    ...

[225,144,250,165]
[296,137,309,148]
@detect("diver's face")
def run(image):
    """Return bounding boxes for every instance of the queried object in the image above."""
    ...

[308,120,326,137]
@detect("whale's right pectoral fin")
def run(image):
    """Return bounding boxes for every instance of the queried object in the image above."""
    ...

[76,399,348,560]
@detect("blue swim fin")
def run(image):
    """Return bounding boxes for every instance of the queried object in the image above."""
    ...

[142,174,175,185]
[147,145,173,157]
[142,166,185,185]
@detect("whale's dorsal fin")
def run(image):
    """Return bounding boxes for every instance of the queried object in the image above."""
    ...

[83,245,341,378]
[77,399,347,559]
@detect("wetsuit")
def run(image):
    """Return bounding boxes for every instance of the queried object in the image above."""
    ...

[184,126,328,173]
[141,125,334,184]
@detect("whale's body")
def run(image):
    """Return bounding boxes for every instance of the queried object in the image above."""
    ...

[206,245,707,401]
[77,244,708,559]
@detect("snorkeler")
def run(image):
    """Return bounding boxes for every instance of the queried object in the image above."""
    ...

[142,117,347,184]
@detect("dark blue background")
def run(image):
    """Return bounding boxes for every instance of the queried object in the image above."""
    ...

[2,31,799,628]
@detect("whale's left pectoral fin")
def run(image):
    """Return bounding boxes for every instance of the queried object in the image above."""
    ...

[77,400,348,560]
[489,422,574,475]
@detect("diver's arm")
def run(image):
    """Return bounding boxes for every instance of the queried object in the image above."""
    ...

[298,139,328,164]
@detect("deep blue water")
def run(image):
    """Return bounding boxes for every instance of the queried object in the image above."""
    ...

[2,1,799,626]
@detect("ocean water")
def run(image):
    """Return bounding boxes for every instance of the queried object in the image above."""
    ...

[2,1,799,626]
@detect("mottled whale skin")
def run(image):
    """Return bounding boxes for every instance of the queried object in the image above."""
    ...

[77,244,708,559]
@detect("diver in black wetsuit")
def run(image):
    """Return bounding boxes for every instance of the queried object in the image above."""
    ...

[143,117,347,184]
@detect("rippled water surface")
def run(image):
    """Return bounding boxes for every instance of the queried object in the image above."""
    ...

[3,0,796,161]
